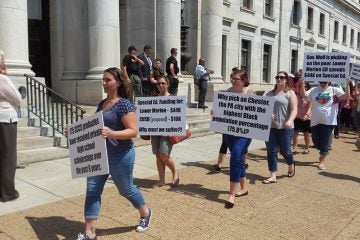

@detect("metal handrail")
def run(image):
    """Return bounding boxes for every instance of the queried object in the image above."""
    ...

[25,74,86,137]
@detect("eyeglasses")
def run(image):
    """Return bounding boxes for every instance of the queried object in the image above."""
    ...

[157,82,166,85]
[275,76,287,80]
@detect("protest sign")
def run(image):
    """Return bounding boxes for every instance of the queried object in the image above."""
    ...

[302,52,350,84]
[136,96,186,136]
[68,111,108,179]
[350,63,360,82]
[210,92,274,141]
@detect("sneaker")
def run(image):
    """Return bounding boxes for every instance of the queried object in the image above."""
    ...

[213,164,222,173]
[76,233,97,240]
[136,208,152,232]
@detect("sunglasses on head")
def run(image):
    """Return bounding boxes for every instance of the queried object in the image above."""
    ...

[275,76,287,80]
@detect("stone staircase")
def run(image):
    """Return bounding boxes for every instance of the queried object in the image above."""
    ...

[17,107,213,165]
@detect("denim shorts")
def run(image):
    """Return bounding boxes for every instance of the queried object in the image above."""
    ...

[151,136,173,155]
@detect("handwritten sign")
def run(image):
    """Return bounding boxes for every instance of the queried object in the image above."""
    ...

[68,111,109,179]
[303,52,350,83]
[350,63,360,82]
[136,96,186,136]
[210,92,274,141]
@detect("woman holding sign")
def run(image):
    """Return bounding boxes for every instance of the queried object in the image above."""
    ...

[76,67,152,240]
[263,71,297,184]
[150,76,180,187]
[224,69,254,209]
[300,78,350,170]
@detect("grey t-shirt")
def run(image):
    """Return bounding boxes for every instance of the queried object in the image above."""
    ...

[265,90,293,129]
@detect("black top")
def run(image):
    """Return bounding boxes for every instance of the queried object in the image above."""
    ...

[166,56,179,76]
[123,55,141,76]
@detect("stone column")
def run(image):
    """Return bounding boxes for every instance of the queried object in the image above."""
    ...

[86,0,120,80]
[0,0,34,77]
[201,0,223,81]
[62,0,89,80]
[156,0,181,65]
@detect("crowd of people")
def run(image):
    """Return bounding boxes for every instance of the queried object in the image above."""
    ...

[1,45,360,240]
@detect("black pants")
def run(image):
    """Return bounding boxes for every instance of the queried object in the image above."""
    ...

[198,79,208,107]
[141,81,156,97]
[0,122,19,202]
[168,75,179,96]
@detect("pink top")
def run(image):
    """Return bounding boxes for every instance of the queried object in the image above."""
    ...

[0,74,22,123]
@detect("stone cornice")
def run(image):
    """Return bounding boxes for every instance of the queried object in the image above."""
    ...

[223,0,231,7]
[305,37,316,46]
[238,21,257,30]
[336,0,360,15]
[223,17,234,23]
[317,43,327,49]
[290,36,302,42]
[260,28,277,36]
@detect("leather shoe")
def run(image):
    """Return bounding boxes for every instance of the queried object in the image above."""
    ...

[235,191,248,197]
[224,201,234,209]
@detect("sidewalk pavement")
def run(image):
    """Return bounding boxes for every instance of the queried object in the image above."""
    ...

[1,133,360,239]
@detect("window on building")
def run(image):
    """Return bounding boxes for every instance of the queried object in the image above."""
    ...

[241,40,251,73]
[264,0,273,17]
[334,21,339,41]
[307,7,313,31]
[358,32,360,49]
[292,0,300,26]
[291,50,298,74]
[350,29,354,47]
[221,35,227,79]
[242,0,252,9]
[343,25,347,44]
[319,13,325,35]
[263,44,271,82]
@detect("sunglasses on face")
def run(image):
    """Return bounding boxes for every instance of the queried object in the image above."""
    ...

[275,76,287,80]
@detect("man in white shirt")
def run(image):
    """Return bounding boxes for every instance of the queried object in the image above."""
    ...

[195,59,214,109]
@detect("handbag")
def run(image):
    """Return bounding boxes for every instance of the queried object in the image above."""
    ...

[168,124,191,144]
[140,135,150,140]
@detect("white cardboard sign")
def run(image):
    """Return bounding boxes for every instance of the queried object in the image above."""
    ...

[350,63,360,82]
[136,96,187,136]
[68,111,109,179]
[210,92,274,141]
[303,52,350,84]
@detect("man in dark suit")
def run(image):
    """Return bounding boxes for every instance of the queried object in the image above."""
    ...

[138,45,155,97]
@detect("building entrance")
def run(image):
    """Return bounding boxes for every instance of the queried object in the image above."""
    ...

[28,0,51,87]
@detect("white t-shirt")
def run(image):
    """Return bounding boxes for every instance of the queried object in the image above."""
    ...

[306,86,344,127]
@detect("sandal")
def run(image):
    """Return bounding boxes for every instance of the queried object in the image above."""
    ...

[262,178,277,184]
[288,162,295,177]
[302,149,310,154]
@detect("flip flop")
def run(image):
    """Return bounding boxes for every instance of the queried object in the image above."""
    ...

[262,178,277,184]
[288,162,296,177]
[302,149,310,154]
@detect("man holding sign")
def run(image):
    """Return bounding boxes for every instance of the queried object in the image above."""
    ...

[300,53,351,170]
[74,67,152,240]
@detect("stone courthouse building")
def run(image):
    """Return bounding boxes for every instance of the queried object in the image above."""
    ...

[1,0,360,106]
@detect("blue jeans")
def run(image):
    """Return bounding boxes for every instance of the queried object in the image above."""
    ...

[311,124,335,156]
[225,135,251,182]
[265,128,294,172]
[84,148,145,219]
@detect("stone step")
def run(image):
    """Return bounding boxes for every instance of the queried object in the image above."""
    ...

[18,127,43,138]
[17,136,64,151]
[18,146,70,165]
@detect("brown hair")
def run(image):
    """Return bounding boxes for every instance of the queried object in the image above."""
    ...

[104,67,132,99]
[273,71,291,92]
[230,69,250,87]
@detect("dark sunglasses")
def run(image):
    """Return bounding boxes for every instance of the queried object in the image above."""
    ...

[275,76,287,80]
[157,82,166,85]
